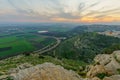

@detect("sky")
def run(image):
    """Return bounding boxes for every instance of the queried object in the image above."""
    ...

[0,0,120,23]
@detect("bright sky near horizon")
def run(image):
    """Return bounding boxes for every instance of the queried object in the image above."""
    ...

[0,0,120,23]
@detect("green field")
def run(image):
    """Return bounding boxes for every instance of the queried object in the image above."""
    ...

[0,36,18,44]
[0,37,35,57]
[0,34,56,58]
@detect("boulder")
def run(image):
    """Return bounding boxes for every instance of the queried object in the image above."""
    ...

[11,63,82,80]
[113,50,120,62]
[94,54,111,65]
[103,77,113,80]
[86,65,106,78]
[103,75,120,80]
[92,77,101,80]
[94,51,120,75]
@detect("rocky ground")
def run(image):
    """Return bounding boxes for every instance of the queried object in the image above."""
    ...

[9,63,82,80]
[1,50,120,80]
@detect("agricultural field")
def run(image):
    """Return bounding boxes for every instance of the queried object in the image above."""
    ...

[0,33,56,59]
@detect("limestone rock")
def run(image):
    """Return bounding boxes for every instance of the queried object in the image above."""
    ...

[113,50,120,62]
[103,77,113,80]
[17,63,33,70]
[8,63,33,74]
[0,75,9,80]
[11,63,82,80]
[87,65,106,78]
[92,77,101,80]
[94,54,111,65]
[103,75,120,80]
[94,51,120,74]
[83,78,91,80]
[109,75,120,80]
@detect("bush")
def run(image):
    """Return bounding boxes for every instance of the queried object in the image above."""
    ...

[117,69,120,74]
[96,73,108,79]
[6,76,13,80]
[38,55,45,59]
[23,52,31,56]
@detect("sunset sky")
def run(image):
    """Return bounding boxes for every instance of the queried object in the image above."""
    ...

[0,0,120,23]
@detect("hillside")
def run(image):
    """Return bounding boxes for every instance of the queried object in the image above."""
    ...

[50,33,120,62]
[1,51,120,80]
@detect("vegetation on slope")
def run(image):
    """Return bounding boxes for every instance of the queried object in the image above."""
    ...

[0,54,87,76]
[50,32,120,63]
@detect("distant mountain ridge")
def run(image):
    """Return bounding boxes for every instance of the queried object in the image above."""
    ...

[70,25,120,34]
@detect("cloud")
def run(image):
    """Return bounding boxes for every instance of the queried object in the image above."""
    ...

[0,0,120,23]
[7,0,30,14]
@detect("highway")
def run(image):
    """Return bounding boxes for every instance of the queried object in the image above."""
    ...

[33,36,61,54]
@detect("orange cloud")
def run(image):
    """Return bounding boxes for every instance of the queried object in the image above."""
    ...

[81,16,120,22]
[51,17,83,22]
[52,16,120,23]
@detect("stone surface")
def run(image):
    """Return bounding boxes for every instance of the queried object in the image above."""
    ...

[94,51,120,75]
[86,65,106,78]
[113,50,120,62]
[94,54,111,65]
[8,63,33,74]
[11,63,82,80]
[109,75,120,80]
[103,75,120,80]
[92,77,101,80]
[103,77,113,80]
[0,75,9,80]
[86,51,120,79]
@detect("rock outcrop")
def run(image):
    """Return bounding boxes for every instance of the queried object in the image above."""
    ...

[11,63,82,80]
[86,65,106,78]
[8,63,33,74]
[103,75,120,80]
[86,51,120,80]
[94,50,120,75]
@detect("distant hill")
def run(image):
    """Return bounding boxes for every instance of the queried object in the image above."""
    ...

[70,25,120,34]
[50,33,120,63]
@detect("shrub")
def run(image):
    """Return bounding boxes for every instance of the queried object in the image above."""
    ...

[96,73,108,79]
[117,69,120,74]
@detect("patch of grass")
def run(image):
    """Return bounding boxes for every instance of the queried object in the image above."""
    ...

[0,36,18,44]
[61,59,87,71]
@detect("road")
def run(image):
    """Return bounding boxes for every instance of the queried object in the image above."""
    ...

[33,36,61,54]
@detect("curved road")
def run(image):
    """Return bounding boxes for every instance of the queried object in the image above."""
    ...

[33,36,61,54]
